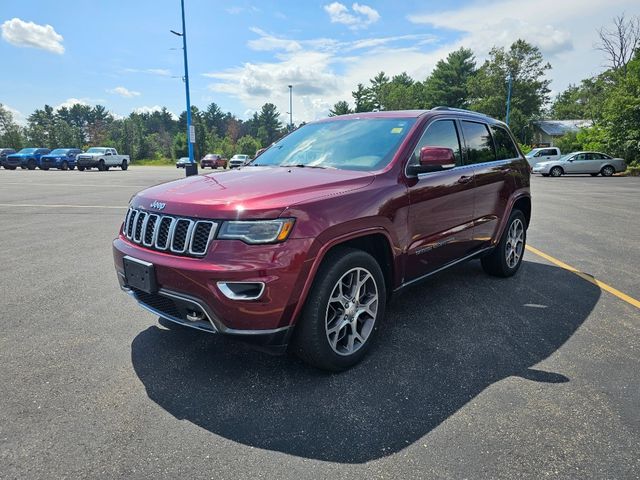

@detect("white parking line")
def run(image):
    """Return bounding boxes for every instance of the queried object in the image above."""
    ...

[0,203,126,209]
[0,182,149,188]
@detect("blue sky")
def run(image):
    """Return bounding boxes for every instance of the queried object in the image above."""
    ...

[1,0,638,125]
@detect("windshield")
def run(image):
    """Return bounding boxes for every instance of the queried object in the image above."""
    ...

[251,118,416,171]
[86,148,107,154]
[50,149,70,155]
[18,148,37,154]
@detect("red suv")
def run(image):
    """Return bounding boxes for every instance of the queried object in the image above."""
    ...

[113,108,531,371]
[200,153,226,169]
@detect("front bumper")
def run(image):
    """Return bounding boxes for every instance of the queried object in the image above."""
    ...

[77,157,100,167]
[113,234,316,349]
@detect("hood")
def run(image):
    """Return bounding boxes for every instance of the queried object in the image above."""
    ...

[8,153,35,157]
[132,166,375,219]
[79,152,101,157]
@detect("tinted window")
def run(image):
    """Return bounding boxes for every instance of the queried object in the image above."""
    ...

[461,121,496,164]
[409,120,462,166]
[490,125,519,160]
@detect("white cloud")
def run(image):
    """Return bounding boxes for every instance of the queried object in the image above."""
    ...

[124,68,172,76]
[247,28,301,52]
[107,86,141,98]
[54,98,91,111]
[1,18,64,54]
[203,28,445,123]
[407,0,639,98]
[324,2,380,29]
[3,105,26,125]
[133,105,178,119]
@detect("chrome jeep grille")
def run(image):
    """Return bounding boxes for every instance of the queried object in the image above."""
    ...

[123,208,217,257]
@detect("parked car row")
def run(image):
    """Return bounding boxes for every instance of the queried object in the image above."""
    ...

[526,147,626,177]
[176,153,253,169]
[0,147,129,171]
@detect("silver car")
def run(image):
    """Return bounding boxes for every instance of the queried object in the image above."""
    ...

[228,154,250,168]
[532,151,627,177]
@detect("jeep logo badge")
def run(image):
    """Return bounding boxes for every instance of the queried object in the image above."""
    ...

[150,200,166,211]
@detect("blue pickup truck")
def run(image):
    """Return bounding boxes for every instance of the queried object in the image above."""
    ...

[40,148,83,170]
[3,148,51,170]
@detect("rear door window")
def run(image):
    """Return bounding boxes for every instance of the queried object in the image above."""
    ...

[490,125,519,160]
[461,121,496,164]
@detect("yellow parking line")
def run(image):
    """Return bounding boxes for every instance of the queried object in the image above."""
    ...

[526,245,640,309]
[0,203,125,209]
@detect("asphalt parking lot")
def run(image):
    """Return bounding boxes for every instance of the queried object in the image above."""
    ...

[1,167,638,479]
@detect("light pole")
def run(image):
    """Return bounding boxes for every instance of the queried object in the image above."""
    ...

[505,73,513,126]
[288,85,293,131]
[171,0,197,177]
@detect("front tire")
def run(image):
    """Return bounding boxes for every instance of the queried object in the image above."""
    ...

[601,165,614,177]
[292,247,386,371]
[77,166,85,171]
[550,166,562,177]
[98,159,106,171]
[27,159,36,170]
[61,161,69,171]
[481,209,527,277]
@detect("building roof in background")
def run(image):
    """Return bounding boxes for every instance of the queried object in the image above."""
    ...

[533,119,593,136]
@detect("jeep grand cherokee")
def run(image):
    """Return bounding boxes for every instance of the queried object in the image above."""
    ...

[113,107,531,371]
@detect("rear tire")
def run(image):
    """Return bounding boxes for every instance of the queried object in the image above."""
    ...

[550,166,562,177]
[481,209,527,278]
[77,166,85,171]
[601,165,614,177]
[292,247,386,371]
[121,160,128,170]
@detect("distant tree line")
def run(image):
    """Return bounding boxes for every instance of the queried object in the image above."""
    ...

[0,101,285,162]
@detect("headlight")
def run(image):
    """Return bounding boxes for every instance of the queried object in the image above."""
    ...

[217,218,295,244]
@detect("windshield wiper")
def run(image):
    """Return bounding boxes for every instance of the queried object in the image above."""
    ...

[281,164,330,169]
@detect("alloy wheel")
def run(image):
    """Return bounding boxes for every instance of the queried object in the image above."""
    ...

[505,218,524,269]
[325,267,378,356]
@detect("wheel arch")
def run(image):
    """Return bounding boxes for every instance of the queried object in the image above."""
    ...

[289,228,397,328]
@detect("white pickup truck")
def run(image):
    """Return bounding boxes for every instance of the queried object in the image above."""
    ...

[76,147,130,171]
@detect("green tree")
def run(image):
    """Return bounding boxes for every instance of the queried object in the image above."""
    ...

[257,103,282,145]
[0,103,24,148]
[352,83,374,112]
[468,39,551,142]
[329,100,352,116]
[422,47,476,108]
[383,72,419,110]
[369,71,389,110]
[237,135,261,156]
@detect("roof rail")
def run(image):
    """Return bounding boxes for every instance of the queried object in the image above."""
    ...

[432,106,488,116]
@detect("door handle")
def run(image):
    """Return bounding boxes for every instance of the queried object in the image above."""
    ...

[457,175,473,184]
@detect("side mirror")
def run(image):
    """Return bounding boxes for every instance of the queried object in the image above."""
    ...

[408,146,456,176]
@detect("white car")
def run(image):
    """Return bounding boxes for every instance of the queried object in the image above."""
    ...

[525,147,561,168]
[532,151,627,177]
[76,147,129,171]
[228,154,250,168]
